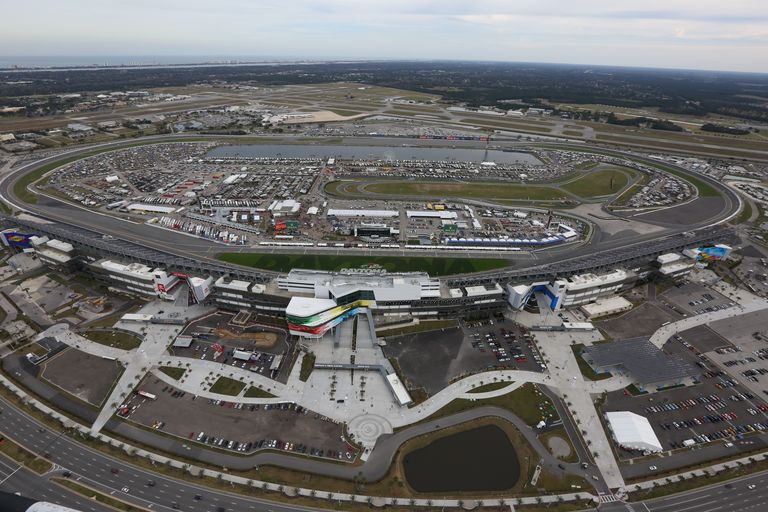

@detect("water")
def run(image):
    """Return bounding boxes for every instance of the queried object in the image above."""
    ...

[402,424,521,492]
[206,144,540,165]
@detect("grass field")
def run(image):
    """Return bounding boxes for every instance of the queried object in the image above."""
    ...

[299,352,316,382]
[561,169,630,198]
[734,200,754,224]
[363,181,567,201]
[217,252,512,275]
[244,386,275,398]
[159,366,186,380]
[209,376,246,396]
[420,382,559,426]
[81,330,142,350]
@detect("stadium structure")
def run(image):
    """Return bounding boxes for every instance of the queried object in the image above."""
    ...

[0,215,733,339]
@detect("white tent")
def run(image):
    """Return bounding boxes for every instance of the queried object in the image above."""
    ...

[605,411,663,453]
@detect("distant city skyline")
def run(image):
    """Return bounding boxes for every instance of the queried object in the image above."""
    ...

[3,0,767,73]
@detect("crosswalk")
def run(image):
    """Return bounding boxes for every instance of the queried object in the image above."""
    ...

[0,455,21,485]
[598,493,620,503]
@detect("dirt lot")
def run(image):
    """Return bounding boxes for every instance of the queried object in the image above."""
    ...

[181,312,290,355]
[41,347,122,407]
[383,320,542,396]
[124,376,350,458]
[595,302,676,339]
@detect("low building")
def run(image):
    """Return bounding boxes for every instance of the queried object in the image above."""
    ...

[580,296,633,319]
[581,337,700,392]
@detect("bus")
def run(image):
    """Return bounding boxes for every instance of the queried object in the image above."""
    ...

[137,390,157,400]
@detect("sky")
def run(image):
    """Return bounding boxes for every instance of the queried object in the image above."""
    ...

[2,0,768,73]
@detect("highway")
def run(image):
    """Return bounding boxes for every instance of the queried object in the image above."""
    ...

[5,392,768,512]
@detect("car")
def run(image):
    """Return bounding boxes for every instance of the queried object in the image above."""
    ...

[121,487,130,493]
[649,465,658,471]
[110,468,119,474]
[748,484,757,490]
[146,480,156,487]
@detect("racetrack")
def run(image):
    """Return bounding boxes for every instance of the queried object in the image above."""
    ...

[0,135,741,282]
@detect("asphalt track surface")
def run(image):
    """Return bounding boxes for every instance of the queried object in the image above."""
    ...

[0,135,741,278]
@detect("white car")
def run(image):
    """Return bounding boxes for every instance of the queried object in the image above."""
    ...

[748,484,757,490]
[649,465,658,471]
[121,487,130,493]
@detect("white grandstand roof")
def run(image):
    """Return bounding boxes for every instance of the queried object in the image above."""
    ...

[605,411,663,453]
[285,297,337,317]
[327,209,398,218]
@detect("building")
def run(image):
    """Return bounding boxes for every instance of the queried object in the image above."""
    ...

[89,259,179,298]
[581,337,700,392]
[126,203,177,215]
[280,269,442,338]
[605,411,663,453]
[354,223,395,239]
[268,199,301,215]
[580,296,633,319]
[212,276,286,316]
[34,238,75,269]
[506,269,637,311]
[654,253,695,279]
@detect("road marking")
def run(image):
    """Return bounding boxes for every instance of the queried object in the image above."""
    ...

[0,466,21,485]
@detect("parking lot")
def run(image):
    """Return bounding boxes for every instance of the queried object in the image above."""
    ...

[382,318,543,396]
[705,310,768,399]
[602,335,768,460]
[122,376,356,462]
[662,282,735,316]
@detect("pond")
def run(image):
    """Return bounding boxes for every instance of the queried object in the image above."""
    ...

[206,144,541,164]
[402,423,521,493]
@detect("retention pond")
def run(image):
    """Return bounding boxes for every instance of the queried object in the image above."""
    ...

[402,423,521,493]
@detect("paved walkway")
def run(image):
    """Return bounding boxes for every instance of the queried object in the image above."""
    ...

[649,298,768,348]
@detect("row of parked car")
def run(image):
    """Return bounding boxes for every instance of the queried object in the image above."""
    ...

[644,394,723,414]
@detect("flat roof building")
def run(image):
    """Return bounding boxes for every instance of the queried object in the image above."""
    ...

[582,337,700,392]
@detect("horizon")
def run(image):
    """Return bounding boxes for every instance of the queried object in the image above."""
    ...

[2,55,768,76]
[3,0,768,74]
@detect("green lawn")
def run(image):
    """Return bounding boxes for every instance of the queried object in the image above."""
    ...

[376,319,458,337]
[561,169,630,198]
[81,330,142,350]
[244,386,275,398]
[217,252,512,275]
[422,382,559,426]
[363,180,567,201]
[209,376,246,396]
[734,200,753,224]
[158,366,186,380]
[299,352,316,382]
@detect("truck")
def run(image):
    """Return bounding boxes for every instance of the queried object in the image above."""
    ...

[682,438,696,447]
